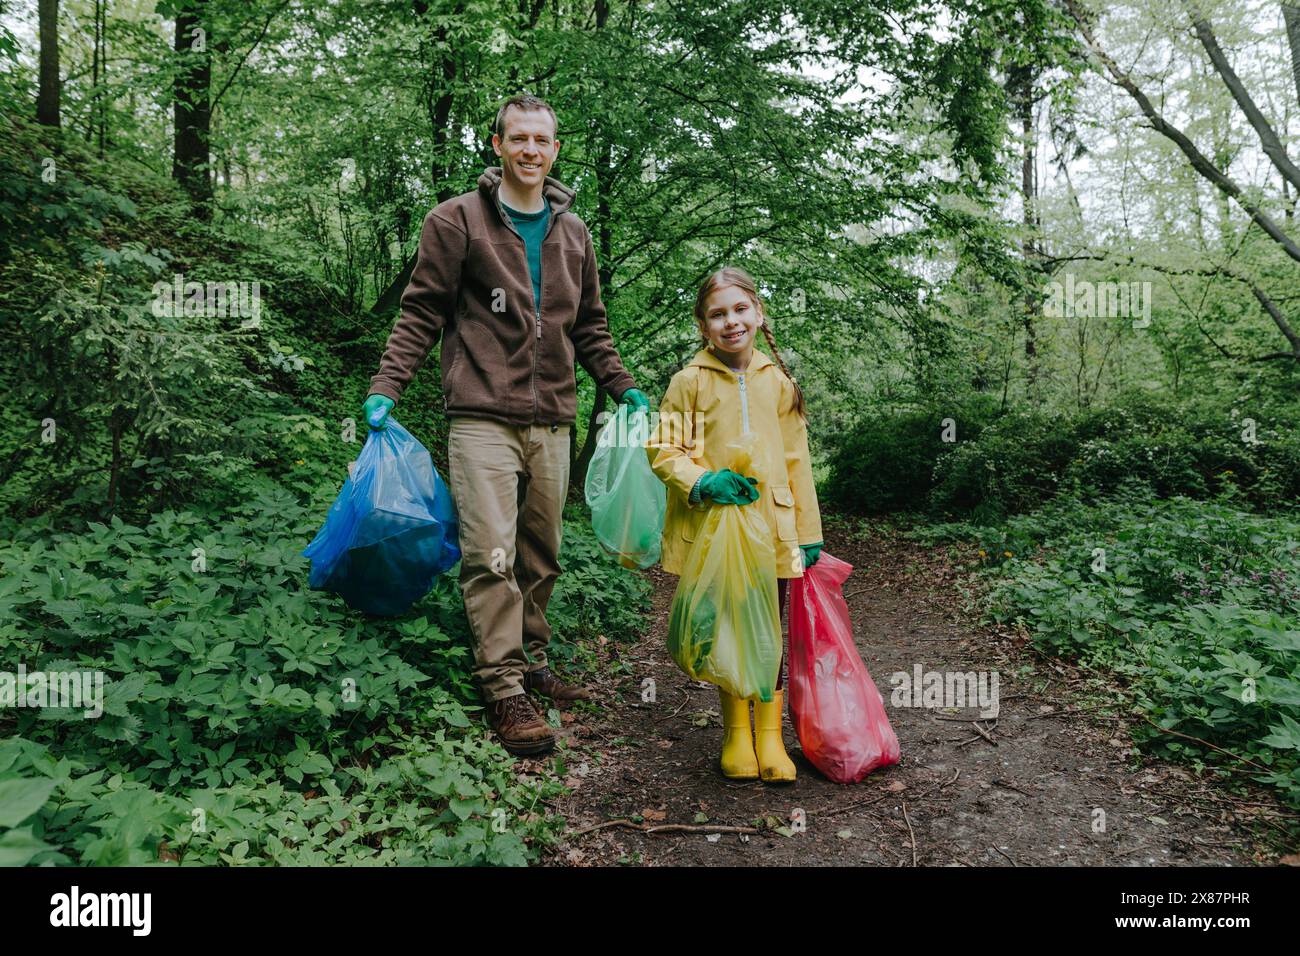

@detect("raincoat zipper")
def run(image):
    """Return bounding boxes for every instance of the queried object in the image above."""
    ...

[736,370,750,433]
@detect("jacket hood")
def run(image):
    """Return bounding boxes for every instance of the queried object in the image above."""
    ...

[689,346,776,375]
[478,166,576,219]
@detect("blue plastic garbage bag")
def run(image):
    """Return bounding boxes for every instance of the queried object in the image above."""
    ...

[302,418,460,616]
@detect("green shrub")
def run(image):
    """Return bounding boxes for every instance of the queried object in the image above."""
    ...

[843,392,1300,521]
[823,397,1000,515]
[0,117,656,867]
[928,409,1078,520]
[0,483,651,865]
[967,493,1300,808]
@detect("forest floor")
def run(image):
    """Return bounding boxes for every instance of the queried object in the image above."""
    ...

[532,520,1296,867]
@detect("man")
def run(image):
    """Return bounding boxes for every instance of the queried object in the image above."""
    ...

[362,93,650,756]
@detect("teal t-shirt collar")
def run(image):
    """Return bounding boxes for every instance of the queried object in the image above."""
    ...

[502,198,550,220]
[502,198,550,310]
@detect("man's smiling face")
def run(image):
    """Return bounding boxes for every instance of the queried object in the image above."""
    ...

[492,106,559,192]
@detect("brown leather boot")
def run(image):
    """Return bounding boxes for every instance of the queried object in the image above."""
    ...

[524,665,592,701]
[485,692,556,755]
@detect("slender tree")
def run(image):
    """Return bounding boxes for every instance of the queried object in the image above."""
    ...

[173,0,213,213]
[1064,0,1300,362]
[37,0,59,128]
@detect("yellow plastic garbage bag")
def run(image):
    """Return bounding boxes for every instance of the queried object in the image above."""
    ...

[665,433,781,702]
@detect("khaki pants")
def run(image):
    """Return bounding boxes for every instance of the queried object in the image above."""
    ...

[447,416,571,702]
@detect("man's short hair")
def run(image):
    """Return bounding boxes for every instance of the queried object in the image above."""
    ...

[494,94,558,139]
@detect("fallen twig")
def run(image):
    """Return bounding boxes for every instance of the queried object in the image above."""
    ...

[971,721,998,746]
[811,791,894,818]
[902,799,917,866]
[568,819,760,837]
[1140,715,1272,774]
[1177,794,1300,821]
[1027,702,1113,721]
[956,720,998,748]
[1185,790,1298,812]
[991,778,1033,797]
[652,689,693,723]
[991,844,1019,866]
[813,768,961,820]
[1191,837,1247,849]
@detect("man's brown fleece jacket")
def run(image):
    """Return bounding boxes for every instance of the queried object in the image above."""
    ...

[368,166,637,427]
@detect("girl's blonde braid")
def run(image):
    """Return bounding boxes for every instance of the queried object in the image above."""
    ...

[759,321,807,420]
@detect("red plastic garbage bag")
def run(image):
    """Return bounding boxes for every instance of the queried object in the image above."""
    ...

[788,551,900,783]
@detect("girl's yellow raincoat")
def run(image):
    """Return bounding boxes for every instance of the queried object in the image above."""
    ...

[645,346,822,579]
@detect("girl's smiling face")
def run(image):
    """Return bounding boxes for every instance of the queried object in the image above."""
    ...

[699,284,762,367]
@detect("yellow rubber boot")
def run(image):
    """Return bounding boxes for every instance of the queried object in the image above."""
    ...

[754,690,797,783]
[718,688,759,780]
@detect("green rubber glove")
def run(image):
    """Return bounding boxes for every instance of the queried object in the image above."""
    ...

[800,542,822,569]
[620,387,651,413]
[363,393,395,430]
[698,469,759,506]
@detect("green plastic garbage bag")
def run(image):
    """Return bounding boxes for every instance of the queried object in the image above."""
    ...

[584,404,666,569]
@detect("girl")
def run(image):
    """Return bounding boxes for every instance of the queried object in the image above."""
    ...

[645,267,823,783]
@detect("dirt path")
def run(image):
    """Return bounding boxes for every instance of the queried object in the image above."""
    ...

[538,522,1284,866]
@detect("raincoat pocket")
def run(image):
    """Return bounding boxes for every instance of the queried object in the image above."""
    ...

[681,505,704,543]
[771,485,797,541]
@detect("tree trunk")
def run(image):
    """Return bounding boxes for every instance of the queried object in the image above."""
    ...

[572,387,609,495]
[1285,3,1300,106]
[372,0,461,317]
[573,0,619,483]
[106,407,124,518]
[427,32,456,202]
[173,0,213,215]
[1187,4,1300,192]
[88,0,107,155]
[414,0,459,203]
[97,0,106,156]
[1065,0,1300,361]
[1009,62,1041,395]
[36,0,60,128]
[86,0,98,143]
[370,254,418,316]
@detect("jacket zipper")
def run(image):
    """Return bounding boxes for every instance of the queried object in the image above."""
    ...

[531,303,540,423]
[533,203,560,422]
[497,188,559,424]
